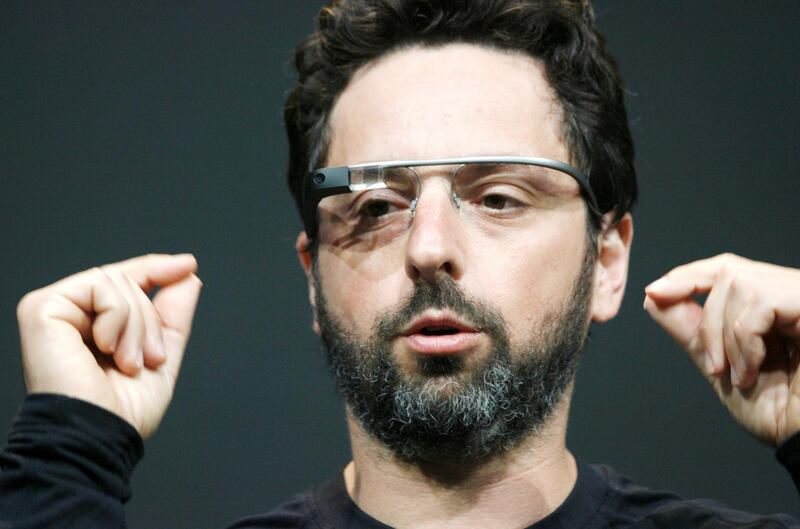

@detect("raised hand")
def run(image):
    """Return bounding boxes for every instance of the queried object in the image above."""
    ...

[643,253,800,446]
[15,254,202,439]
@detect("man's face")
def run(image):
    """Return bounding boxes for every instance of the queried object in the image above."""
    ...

[303,44,605,461]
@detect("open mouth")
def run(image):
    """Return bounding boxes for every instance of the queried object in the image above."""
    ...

[402,313,481,355]
[419,326,461,336]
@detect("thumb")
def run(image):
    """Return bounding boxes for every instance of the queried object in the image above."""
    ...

[643,294,707,373]
[152,273,203,380]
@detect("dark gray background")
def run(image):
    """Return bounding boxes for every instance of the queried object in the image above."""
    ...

[1,2,799,527]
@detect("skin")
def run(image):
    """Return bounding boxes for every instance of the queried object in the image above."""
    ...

[16,254,201,439]
[295,44,633,528]
[12,42,800,529]
[644,253,800,445]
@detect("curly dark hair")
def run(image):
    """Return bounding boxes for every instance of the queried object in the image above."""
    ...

[284,0,636,235]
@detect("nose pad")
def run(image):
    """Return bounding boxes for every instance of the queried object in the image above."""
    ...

[403,169,465,282]
[407,174,462,225]
[449,164,465,210]
[409,197,419,216]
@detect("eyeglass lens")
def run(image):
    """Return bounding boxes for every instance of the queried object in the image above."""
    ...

[316,163,582,247]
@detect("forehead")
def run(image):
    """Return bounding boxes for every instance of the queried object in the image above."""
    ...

[326,43,569,166]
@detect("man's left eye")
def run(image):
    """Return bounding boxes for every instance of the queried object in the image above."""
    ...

[481,194,514,210]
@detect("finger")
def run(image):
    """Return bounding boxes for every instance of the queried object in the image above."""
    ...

[49,252,195,312]
[48,267,132,358]
[730,317,767,389]
[643,294,709,373]
[730,299,773,388]
[41,256,195,375]
[786,342,800,441]
[151,273,203,380]
[698,273,733,381]
[103,267,146,375]
[48,267,128,355]
[645,253,741,302]
[125,272,167,369]
[775,302,800,338]
[722,305,749,387]
[115,253,198,292]
[89,268,133,356]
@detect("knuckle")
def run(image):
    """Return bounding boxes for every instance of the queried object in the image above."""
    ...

[107,292,132,321]
[718,261,735,281]
[742,288,759,307]
[729,275,760,308]
[732,319,748,342]
[17,290,67,327]
[728,272,744,293]
[143,302,160,326]
[741,347,763,369]
[93,266,115,287]
[120,270,134,286]
[99,265,121,284]
[127,297,144,323]
[16,290,42,320]
[120,298,132,320]
[698,321,714,349]
[94,332,115,351]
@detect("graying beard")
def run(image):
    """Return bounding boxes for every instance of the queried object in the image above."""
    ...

[313,247,593,464]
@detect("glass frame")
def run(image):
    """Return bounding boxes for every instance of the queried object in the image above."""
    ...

[301,156,599,239]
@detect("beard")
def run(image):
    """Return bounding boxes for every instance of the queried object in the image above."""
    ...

[314,248,594,465]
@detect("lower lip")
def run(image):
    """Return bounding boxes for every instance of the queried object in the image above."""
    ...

[404,332,481,355]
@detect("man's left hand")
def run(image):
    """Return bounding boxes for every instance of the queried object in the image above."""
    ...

[643,253,800,446]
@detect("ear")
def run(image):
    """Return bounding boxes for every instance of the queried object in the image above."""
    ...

[590,212,633,322]
[295,231,321,335]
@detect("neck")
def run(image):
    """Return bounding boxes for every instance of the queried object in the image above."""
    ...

[343,394,577,529]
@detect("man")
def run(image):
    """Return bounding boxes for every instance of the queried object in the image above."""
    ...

[1,1,799,528]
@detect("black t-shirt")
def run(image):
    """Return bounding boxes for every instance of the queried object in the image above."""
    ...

[2,394,799,529]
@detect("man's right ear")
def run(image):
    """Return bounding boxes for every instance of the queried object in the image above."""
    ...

[295,231,321,335]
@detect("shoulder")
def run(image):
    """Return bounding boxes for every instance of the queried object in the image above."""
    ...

[592,464,799,528]
[222,472,360,529]
[223,492,313,529]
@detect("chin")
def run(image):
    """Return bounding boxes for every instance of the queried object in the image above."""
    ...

[401,354,485,397]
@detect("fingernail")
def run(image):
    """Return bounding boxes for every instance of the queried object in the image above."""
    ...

[730,366,740,386]
[136,349,144,369]
[703,351,714,375]
[646,277,670,292]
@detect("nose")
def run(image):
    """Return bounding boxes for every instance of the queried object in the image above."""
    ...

[404,179,465,283]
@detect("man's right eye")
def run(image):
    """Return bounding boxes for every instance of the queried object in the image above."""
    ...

[361,200,394,218]
[350,189,413,230]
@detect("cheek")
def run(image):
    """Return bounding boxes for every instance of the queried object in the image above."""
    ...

[316,246,409,335]
[466,214,587,344]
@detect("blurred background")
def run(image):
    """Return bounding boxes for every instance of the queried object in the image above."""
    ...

[1,1,799,527]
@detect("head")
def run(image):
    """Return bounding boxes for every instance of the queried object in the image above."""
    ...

[287,0,636,464]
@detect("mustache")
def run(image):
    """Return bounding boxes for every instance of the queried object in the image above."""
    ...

[373,277,505,342]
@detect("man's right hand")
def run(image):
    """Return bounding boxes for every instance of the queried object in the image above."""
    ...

[15,254,202,440]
